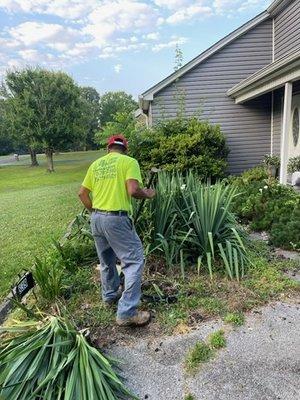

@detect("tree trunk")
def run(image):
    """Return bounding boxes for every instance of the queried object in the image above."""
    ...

[29,148,39,167]
[45,148,54,172]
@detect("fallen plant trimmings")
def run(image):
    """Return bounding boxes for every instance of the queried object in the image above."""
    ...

[0,316,137,400]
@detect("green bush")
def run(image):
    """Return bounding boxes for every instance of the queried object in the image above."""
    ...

[231,167,300,250]
[288,156,300,173]
[270,200,300,250]
[130,117,229,180]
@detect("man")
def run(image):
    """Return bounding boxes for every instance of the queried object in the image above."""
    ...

[78,134,155,327]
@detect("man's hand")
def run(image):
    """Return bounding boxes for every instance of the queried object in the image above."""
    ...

[144,188,156,199]
[126,179,156,199]
[78,186,93,211]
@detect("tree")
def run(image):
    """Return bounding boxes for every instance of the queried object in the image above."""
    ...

[99,91,138,127]
[80,86,100,150]
[94,112,136,148]
[0,100,14,155]
[2,68,89,171]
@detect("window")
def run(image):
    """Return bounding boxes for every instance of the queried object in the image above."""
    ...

[292,107,299,147]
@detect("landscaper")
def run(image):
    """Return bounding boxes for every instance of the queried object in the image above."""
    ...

[78,134,155,327]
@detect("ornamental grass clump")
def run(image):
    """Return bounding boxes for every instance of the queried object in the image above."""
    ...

[136,171,249,280]
[0,316,137,400]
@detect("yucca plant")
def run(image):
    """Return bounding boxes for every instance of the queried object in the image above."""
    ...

[33,256,65,301]
[0,316,137,400]
[179,173,249,279]
[136,171,249,280]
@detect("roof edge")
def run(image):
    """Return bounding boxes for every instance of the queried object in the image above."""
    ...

[267,0,293,16]
[228,51,300,97]
[140,10,270,107]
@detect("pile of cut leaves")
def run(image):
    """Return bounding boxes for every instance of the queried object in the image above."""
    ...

[0,316,137,400]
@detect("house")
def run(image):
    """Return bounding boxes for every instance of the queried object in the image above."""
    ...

[138,0,300,183]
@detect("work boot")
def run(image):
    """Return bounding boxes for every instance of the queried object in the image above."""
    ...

[116,311,151,327]
[103,288,123,307]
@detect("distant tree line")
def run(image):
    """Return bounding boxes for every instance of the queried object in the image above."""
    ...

[0,67,137,171]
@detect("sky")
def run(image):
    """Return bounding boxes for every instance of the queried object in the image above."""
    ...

[0,0,274,100]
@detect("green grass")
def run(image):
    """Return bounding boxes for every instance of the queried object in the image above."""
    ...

[208,330,226,349]
[224,312,245,326]
[0,151,101,299]
[184,395,196,400]
[184,341,213,373]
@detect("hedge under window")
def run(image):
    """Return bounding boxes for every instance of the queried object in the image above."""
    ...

[292,107,299,147]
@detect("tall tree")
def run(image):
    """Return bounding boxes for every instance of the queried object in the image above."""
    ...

[2,68,89,171]
[94,111,136,148]
[0,99,14,155]
[99,91,138,127]
[80,86,100,150]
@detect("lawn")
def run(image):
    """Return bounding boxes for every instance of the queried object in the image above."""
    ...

[0,151,101,300]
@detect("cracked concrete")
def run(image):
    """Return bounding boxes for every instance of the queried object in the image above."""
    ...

[110,299,300,400]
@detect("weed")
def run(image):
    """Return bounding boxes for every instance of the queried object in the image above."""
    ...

[244,258,299,300]
[184,394,196,400]
[209,330,226,349]
[224,312,245,326]
[185,341,213,373]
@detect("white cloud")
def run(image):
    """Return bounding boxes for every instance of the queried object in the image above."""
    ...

[0,0,97,19]
[18,49,40,62]
[154,0,191,9]
[212,0,269,14]
[145,32,160,41]
[99,41,148,59]
[152,36,187,52]
[114,64,122,73]
[9,22,61,46]
[166,4,212,24]
[9,21,79,48]
[85,1,158,47]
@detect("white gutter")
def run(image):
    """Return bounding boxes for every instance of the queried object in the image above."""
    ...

[228,51,300,99]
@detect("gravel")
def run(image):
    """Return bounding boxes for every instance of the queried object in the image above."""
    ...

[110,299,300,400]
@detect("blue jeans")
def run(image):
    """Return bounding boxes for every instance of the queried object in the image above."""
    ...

[90,211,144,319]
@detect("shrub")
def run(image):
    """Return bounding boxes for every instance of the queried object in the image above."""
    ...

[288,156,300,173]
[270,202,300,250]
[129,117,229,180]
[231,168,300,249]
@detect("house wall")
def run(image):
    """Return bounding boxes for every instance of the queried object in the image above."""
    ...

[274,0,300,60]
[151,20,273,174]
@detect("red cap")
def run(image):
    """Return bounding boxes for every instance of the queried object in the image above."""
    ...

[107,134,128,149]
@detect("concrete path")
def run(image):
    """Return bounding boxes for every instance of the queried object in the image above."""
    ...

[110,299,300,400]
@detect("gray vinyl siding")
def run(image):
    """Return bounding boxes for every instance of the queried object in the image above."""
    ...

[274,0,300,60]
[151,20,273,174]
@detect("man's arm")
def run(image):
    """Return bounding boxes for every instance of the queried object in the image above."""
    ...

[126,179,155,199]
[78,186,93,211]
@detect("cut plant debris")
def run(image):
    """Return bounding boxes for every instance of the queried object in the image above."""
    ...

[0,316,137,400]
